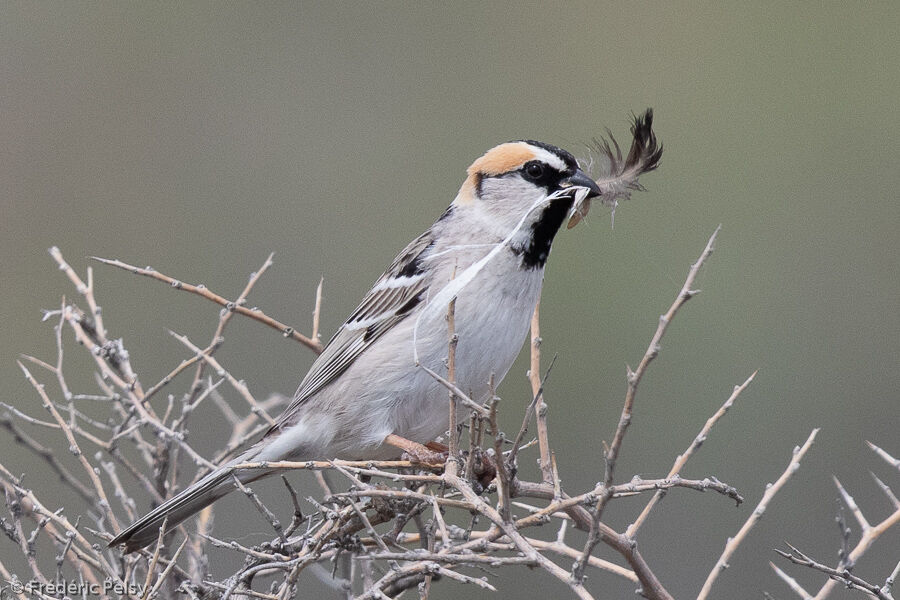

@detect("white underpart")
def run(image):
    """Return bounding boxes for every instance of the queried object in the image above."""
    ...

[267,185,592,462]
[411,185,591,365]
[257,411,336,461]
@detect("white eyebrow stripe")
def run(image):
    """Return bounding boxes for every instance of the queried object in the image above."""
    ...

[528,146,569,172]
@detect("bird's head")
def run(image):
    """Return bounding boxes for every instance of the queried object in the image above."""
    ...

[452,140,600,238]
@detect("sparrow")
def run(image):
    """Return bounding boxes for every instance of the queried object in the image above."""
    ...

[111,111,661,552]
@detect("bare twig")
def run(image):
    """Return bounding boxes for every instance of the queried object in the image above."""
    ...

[529,300,554,485]
[446,292,459,457]
[140,516,169,600]
[567,229,724,587]
[697,428,819,600]
[92,255,323,353]
[146,536,189,598]
[419,365,490,419]
[884,560,900,599]
[16,361,120,533]
[232,476,287,545]
[0,462,120,582]
[813,478,900,599]
[508,354,558,469]
[17,230,890,600]
[169,330,275,427]
[598,226,721,518]
[184,253,278,403]
[770,561,813,599]
[871,472,900,511]
[776,543,894,600]
[442,468,596,600]
[312,276,324,343]
[49,247,108,345]
[835,475,871,534]
[628,370,757,536]
[867,441,899,472]
[0,416,96,504]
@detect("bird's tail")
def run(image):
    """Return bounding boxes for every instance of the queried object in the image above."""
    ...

[109,449,272,553]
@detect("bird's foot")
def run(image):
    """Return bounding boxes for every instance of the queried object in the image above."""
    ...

[424,441,449,454]
[382,436,497,490]
[466,447,497,493]
[384,434,447,465]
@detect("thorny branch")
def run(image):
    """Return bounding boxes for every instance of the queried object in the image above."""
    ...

[697,428,819,600]
[529,299,554,487]
[91,255,323,354]
[770,440,900,600]
[598,225,722,519]
[628,370,758,537]
[774,543,895,600]
[2,235,893,600]
[572,226,722,587]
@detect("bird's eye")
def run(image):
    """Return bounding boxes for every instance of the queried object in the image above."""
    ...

[524,161,545,180]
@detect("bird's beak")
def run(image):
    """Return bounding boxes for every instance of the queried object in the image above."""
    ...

[561,169,602,199]
[560,169,601,229]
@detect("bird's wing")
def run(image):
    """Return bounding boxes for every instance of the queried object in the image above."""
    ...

[269,230,435,431]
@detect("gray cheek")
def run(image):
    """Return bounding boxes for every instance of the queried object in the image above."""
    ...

[479,177,547,226]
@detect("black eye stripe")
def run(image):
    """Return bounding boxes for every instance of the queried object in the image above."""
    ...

[519,160,566,190]
[476,159,572,198]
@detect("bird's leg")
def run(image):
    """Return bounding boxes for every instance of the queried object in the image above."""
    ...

[384,434,447,465]
[468,447,497,492]
[383,435,496,490]
[424,441,448,453]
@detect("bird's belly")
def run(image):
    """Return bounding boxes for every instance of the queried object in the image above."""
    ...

[290,262,544,461]
[391,265,544,445]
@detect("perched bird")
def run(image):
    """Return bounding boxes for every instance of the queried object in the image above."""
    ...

[111,111,661,552]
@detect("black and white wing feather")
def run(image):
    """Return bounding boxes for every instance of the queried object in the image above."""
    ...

[270,230,435,430]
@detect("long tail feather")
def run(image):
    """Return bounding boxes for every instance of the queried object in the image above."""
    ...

[109,451,271,553]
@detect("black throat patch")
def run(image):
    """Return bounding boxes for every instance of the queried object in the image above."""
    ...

[515,196,574,269]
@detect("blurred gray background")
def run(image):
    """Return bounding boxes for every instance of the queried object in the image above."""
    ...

[1,3,897,598]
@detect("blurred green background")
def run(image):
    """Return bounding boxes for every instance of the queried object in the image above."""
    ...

[1,3,897,598]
